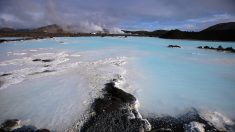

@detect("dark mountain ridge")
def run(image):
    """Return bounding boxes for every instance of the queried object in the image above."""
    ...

[160,22,235,41]
[202,22,235,32]
[0,22,235,41]
[123,22,235,41]
[32,24,64,33]
[122,29,168,37]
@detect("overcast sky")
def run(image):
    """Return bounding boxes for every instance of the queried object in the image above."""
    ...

[0,0,235,32]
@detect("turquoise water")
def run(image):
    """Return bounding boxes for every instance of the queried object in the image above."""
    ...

[0,37,235,130]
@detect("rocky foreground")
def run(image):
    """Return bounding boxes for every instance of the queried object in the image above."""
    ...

[0,78,234,132]
[80,80,151,132]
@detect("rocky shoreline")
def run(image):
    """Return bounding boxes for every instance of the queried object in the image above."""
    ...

[146,109,218,132]
[79,79,234,132]
[0,37,49,44]
[1,78,234,132]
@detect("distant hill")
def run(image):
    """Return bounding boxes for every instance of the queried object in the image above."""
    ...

[33,24,64,33]
[0,24,64,33]
[122,22,235,41]
[202,22,235,32]
[122,29,168,37]
[0,22,235,41]
[160,22,235,41]
[0,27,15,32]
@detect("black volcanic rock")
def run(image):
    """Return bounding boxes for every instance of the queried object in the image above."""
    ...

[41,59,54,62]
[92,82,136,114]
[0,119,50,132]
[147,109,218,132]
[30,70,56,75]
[197,45,235,53]
[168,45,181,48]
[32,59,42,62]
[0,39,6,43]
[225,47,235,52]
[0,73,12,77]
[32,59,54,62]
[35,129,51,132]
[0,119,21,131]
[217,45,224,51]
[81,80,150,132]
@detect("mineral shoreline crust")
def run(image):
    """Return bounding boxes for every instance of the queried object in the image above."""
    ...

[1,79,234,131]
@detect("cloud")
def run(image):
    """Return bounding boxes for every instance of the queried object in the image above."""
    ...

[187,14,234,23]
[0,0,235,31]
[184,13,235,31]
[108,27,124,34]
[63,22,103,33]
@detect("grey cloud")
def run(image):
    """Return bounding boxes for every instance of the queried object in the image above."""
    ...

[0,0,235,32]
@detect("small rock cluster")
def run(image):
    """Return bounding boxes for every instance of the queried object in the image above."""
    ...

[32,59,54,62]
[0,119,50,132]
[197,45,235,53]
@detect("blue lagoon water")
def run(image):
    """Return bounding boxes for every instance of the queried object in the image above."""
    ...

[0,37,235,131]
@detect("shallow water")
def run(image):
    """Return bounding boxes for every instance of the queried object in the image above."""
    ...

[0,37,235,131]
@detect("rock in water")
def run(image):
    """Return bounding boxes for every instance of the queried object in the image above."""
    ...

[197,45,235,53]
[35,129,51,132]
[32,59,42,62]
[168,45,181,48]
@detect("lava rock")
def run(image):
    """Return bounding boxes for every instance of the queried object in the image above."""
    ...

[217,45,224,51]
[35,129,51,132]
[41,59,54,62]
[0,119,50,132]
[32,59,42,62]
[147,109,217,132]
[0,73,12,77]
[225,47,235,52]
[0,119,22,131]
[168,45,181,48]
[30,70,56,75]
[80,80,149,132]
[32,59,54,62]
[197,45,235,53]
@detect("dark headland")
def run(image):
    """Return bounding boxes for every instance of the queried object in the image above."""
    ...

[0,22,235,42]
[1,78,230,131]
[123,22,235,41]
